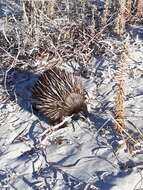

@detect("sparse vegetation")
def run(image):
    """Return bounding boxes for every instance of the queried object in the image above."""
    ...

[0,0,143,189]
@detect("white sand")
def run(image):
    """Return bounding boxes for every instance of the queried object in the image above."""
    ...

[0,2,143,190]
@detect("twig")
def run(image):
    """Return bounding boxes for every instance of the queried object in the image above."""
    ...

[3,50,21,96]
[83,184,98,190]
[127,120,143,137]
[107,110,138,144]
[38,115,73,143]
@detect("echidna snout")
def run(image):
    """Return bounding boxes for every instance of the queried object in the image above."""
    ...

[32,67,87,124]
[65,93,86,115]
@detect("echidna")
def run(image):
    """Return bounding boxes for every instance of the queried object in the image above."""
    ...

[32,67,87,124]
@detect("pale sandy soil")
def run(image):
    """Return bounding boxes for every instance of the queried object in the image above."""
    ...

[0,1,143,190]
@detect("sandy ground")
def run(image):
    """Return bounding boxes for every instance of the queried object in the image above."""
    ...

[0,1,143,190]
[1,35,143,189]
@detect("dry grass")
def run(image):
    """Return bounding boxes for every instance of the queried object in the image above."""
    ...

[125,0,132,20]
[0,0,142,71]
[101,0,110,26]
[114,0,126,35]
[136,0,143,18]
[115,80,125,133]
[113,46,143,157]
[1,2,143,190]
[0,0,143,134]
[114,45,129,133]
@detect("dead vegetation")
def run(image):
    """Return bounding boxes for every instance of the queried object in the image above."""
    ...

[0,0,142,71]
[1,2,143,190]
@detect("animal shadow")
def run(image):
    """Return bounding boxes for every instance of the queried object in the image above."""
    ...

[1,67,49,123]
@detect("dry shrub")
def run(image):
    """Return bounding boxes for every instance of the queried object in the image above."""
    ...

[101,0,110,26]
[125,0,132,20]
[125,0,143,20]
[115,45,130,134]
[0,0,143,73]
[136,0,143,18]
[115,50,126,133]
[0,0,104,73]
[115,80,125,133]
[112,0,143,35]
[114,0,126,35]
